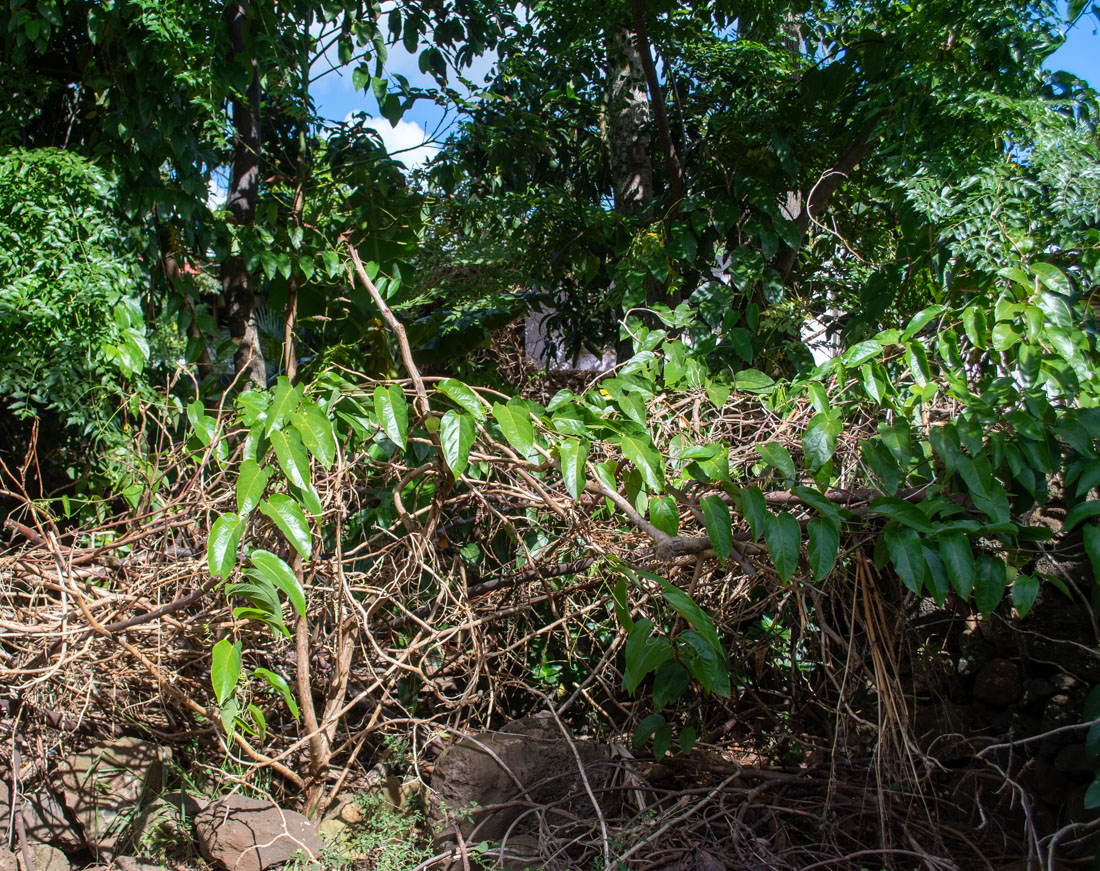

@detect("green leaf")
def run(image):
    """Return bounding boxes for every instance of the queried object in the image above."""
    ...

[734,369,774,393]
[187,401,216,446]
[623,620,673,693]
[611,578,634,631]
[861,362,890,403]
[211,639,242,706]
[1065,501,1100,533]
[633,713,666,750]
[439,379,487,423]
[901,305,946,340]
[1085,776,1100,810]
[259,495,312,559]
[862,440,900,495]
[253,667,299,720]
[374,385,408,450]
[616,391,647,427]
[657,578,723,655]
[906,341,930,387]
[1084,524,1100,585]
[236,461,273,517]
[245,703,267,742]
[974,555,1008,616]
[842,340,883,366]
[939,534,975,599]
[700,494,733,564]
[269,429,311,491]
[679,725,698,754]
[492,400,534,455]
[764,511,801,582]
[885,526,924,594]
[291,404,337,469]
[869,497,933,533]
[250,550,306,618]
[923,546,949,605]
[803,413,841,471]
[559,438,589,500]
[652,661,690,711]
[620,430,665,492]
[208,513,245,580]
[679,630,729,697]
[440,409,476,478]
[741,486,766,539]
[217,696,239,738]
[1012,573,1039,618]
[649,495,679,537]
[755,442,796,478]
[791,485,841,527]
[807,517,839,580]
[265,377,302,436]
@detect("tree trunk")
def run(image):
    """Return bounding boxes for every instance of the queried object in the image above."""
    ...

[221,0,266,388]
[606,27,655,363]
[606,28,653,221]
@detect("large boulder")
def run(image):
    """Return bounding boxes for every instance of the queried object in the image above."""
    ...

[194,796,321,871]
[55,736,167,859]
[431,715,612,843]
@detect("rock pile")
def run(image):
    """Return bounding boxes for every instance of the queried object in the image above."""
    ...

[2,737,322,871]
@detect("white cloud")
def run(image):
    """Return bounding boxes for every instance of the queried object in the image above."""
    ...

[346,115,441,169]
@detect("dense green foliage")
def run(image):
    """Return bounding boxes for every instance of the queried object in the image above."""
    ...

[0,149,150,457]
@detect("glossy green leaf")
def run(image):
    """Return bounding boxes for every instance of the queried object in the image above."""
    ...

[623,620,673,693]
[259,494,311,559]
[1065,500,1100,533]
[439,378,487,423]
[1012,573,1039,618]
[842,340,882,366]
[700,494,733,564]
[741,486,767,539]
[211,638,242,706]
[755,442,796,478]
[291,404,337,469]
[649,495,679,537]
[250,549,306,618]
[493,400,534,455]
[923,546,949,605]
[906,341,931,387]
[559,438,589,500]
[440,409,476,478]
[974,555,1007,616]
[764,511,801,582]
[679,630,730,697]
[901,305,947,340]
[803,413,841,471]
[265,377,302,436]
[870,497,933,533]
[939,533,975,599]
[885,526,924,594]
[734,369,774,393]
[373,385,408,450]
[658,578,723,655]
[269,428,311,491]
[807,516,839,580]
[236,461,272,517]
[620,430,665,492]
[208,513,245,579]
[253,667,299,720]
